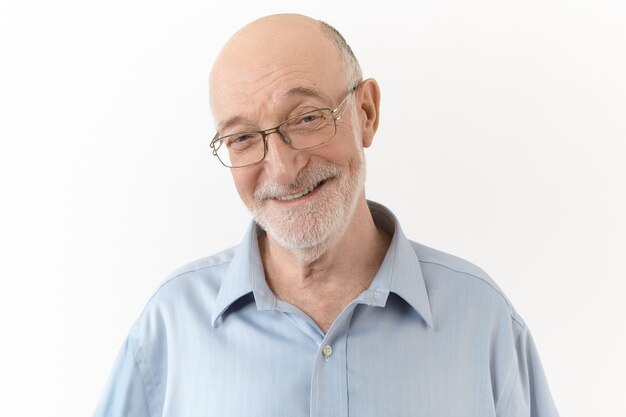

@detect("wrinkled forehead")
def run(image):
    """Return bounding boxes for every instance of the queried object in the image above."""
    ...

[210,63,341,126]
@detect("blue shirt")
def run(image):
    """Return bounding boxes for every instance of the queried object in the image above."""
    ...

[94,201,558,417]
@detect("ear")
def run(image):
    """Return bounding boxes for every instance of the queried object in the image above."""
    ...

[356,78,380,148]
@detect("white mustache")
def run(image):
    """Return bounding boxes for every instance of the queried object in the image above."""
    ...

[254,164,341,201]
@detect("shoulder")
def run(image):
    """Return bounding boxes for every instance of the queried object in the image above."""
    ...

[134,246,238,323]
[410,241,525,329]
[160,246,237,289]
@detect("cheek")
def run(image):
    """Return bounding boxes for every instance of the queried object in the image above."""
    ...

[326,130,363,165]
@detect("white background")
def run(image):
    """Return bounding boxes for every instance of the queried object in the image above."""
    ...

[1,1,624,416]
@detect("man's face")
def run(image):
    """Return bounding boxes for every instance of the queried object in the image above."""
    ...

[248,104,366,260]
[210,16,368,260]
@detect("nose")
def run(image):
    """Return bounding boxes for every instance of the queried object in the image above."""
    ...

[263,131,308,185]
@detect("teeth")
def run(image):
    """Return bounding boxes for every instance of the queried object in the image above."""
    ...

[276,182,319,201]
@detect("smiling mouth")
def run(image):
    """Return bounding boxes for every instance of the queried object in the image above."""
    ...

[275,180,327,201]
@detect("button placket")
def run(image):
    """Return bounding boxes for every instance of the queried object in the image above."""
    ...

[309,304,357,417]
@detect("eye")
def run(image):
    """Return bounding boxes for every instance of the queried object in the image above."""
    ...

[232,134,253,143]
[289,110,327,130]
[299,114,322,124]
[226,133,260,151]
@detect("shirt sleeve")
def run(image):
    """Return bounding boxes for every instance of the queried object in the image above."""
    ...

[501,325,559,417]
[93,335,153,417]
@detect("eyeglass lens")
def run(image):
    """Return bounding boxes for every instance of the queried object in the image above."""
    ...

[214,108,337,168]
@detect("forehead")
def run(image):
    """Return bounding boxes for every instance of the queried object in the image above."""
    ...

[212,76,339,134]
[210,20,346,128]
[216,86,333,133]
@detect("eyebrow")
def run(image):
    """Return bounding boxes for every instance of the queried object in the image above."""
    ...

[285,86,325,100]
[217,116,249,134]
[216,86,327,134]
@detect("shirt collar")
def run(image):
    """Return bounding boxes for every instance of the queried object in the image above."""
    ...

[365,201,434,328]
[211,201,433,328]
[210,222,277,327]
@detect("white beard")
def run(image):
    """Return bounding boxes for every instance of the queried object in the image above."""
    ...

[251,118,365,262]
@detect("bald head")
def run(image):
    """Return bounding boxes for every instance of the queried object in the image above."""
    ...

[209,14,362,122]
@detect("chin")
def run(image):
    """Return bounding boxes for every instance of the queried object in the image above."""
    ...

[253,160,365,262]
[262,210,346,263]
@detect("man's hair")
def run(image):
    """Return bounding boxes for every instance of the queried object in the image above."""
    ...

[318,20,363,88]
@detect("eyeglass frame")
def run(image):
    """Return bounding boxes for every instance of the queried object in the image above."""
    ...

[210,81,361,168]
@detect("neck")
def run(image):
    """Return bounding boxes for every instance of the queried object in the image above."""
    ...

[259,198,391,332]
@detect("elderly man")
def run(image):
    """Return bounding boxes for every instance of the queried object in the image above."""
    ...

[94,14,558,417]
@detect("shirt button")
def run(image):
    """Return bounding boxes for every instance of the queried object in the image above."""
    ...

[322,344,333,358]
